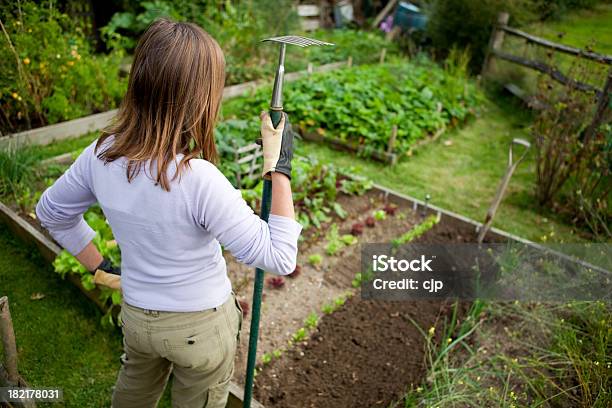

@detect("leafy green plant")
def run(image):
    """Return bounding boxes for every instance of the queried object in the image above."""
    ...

[308,254,323,266]
[260,352,272,365]
[304,312,318,330]
[0,144,40,200]
[223,60,482,156]
[334,295,346,308]
[0,1,126,133]
[237,157,371,230]
[284,28,401,72]
[352,272,363,288]
[373,210,387,221]
[321,303,335,315]
[325,223,358,256]
[321,294,349,315]
[292,327,307,343]
[392,214,440,247]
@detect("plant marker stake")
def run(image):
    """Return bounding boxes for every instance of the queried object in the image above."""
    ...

[243,36,333,408]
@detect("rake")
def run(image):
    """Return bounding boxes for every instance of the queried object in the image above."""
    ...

[243,35,333,408]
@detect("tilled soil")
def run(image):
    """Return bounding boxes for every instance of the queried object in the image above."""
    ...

[253,220,494,408]
[228,190,422,383]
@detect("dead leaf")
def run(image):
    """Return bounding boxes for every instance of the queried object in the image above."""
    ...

[30,292,45,300]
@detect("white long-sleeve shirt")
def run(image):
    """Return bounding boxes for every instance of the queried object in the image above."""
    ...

[36,138,302,312]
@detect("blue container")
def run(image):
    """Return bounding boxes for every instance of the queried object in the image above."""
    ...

[393,1,428,31]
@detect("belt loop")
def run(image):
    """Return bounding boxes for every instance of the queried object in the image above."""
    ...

[143,309,159,317]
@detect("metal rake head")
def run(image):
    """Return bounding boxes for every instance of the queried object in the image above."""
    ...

[261,35,334,47]
[262,35,333,110]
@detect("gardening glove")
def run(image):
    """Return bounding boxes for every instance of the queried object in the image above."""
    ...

[94,258,121,276]
[93,258,121,291]
[260,111,294,179]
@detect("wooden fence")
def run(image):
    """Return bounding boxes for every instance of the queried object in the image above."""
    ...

[482,12,612,137]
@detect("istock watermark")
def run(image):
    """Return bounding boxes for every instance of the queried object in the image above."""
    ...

[361,243,611,301]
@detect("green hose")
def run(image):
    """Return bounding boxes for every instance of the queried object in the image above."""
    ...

[243,109,282,408]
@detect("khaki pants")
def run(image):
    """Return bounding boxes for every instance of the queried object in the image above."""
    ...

[112,294,243,408]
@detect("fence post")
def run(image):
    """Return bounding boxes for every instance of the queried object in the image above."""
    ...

[481,12,509,77]
[387,125,398,156]
[0,297,18,385]
[583,67,612,143]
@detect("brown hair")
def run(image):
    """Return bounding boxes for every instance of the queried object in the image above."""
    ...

[96,18,225,191]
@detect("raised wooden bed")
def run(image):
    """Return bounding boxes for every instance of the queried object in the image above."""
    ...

[301,122,447,165]
[301,131,398,164]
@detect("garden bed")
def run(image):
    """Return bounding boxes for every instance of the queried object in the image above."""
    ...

[222,59,483,164]
[252,221,493,408]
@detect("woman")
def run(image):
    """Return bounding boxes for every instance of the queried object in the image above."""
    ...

[36,19,301,408]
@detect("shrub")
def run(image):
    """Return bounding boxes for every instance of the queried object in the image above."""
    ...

[101,0,300,85]
[0,1,126,134]
[529,0,602,20]
[284,28,401,72]
[532,58,610,239]
[427,0,518,72]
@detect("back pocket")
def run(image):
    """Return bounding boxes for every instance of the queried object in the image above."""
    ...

[163,325,224,370]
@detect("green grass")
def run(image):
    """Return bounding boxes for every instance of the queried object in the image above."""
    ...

[401,301,611,407]
[0,225,122,406]
[0,225,172,407]
[32,132,99,161]
[298,94,584,243]
[529,4,612,55]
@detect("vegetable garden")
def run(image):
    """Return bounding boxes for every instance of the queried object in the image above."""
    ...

[1,1,610,407]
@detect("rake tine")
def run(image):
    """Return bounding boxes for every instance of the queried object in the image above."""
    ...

[261,35,334,47]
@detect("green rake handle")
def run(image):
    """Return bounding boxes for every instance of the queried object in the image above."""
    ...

[243,109,282,408]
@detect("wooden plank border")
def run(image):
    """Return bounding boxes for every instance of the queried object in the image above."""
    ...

[0,61,350,150]
[301,131,398,164]
[0,110,117,150]
[301,124,447,165]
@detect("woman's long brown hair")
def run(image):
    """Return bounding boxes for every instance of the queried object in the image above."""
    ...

[96,18,225,191]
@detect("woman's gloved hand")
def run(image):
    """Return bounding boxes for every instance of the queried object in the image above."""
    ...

[260,111,294,179]
[95,258,121,275]
[93,258,121,291]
